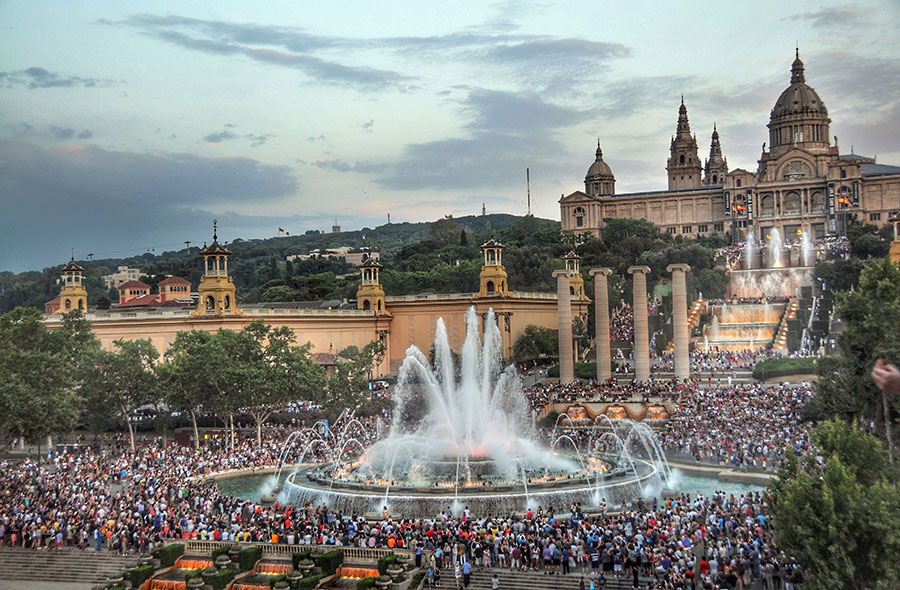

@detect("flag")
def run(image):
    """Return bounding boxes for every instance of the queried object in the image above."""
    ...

[278,227,285,233]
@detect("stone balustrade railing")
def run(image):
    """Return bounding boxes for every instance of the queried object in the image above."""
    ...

[167,539,411,561]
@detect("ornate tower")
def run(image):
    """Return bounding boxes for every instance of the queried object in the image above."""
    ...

[57,258,88,314]
[584,139,616,197]
[667,98,702,190]
[193,221,241,317]
[356,257,388,314]
[475,239,510,298]
[563,251,589,300]
[703,124,728,185]
[766,49,831,160]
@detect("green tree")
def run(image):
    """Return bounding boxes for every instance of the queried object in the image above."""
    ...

[81,338,159,451]
[814,258,900,455]
[324,340,385,419]
[512,325,557,363]
[160,330,216,448]
[0,308,86,449]
[770,419,900,589]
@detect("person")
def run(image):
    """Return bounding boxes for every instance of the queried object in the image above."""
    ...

[434,566,442,587]
[872,360,900,395]
[427,566,434,588]
[492,574,499,590]
[455,562,461,588]
[463,560,472,587]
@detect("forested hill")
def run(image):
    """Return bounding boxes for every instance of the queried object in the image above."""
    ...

[0,214,559,312]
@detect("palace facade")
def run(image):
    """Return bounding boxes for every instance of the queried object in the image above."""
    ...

[560,51,900,241]
[44,233,588,377]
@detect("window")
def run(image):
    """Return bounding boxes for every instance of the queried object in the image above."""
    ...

[680,155,685,165]
[682,225,693,233]
[667,227,677,234]
[698,225,708,233]
[840,169,847,179]
[736,179,742,188]
[714,223,724,232]
[576,217,583,227]
[869,213,882,221]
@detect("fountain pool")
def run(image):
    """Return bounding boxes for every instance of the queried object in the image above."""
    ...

[270,307,669,517]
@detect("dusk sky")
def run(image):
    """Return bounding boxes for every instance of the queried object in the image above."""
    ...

[2,1,899,272]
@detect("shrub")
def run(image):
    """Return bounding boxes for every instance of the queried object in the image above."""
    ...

[536,411,559,429]
[752,357,817,381]
[268,574,287,588]
[356,578,377,590]
[211,545,233,560]
[239,546,263,571]
[291,550,313,569]
[547,362,597,380]
[319,550,343,576]
[210,569,234,590]
[157,543,185,568]
[128,565,155,588]
[377,554,398,575]
[298,573,325,590]
[185,569,201,582]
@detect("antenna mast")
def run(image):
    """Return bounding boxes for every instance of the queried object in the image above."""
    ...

[526,168,531,215]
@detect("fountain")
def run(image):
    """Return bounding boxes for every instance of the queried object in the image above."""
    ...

[744,233,756,270]
[767,228,784,268]
[801,229,814,267]
[280,307,666,516]
[728,228,814,299]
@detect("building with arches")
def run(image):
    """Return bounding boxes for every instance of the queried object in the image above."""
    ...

[560,51,900,242]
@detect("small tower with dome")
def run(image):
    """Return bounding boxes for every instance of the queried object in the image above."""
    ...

[55,258,88,314]
[192,220,242,317]
[475,239,510,298]
[356,257,388,314]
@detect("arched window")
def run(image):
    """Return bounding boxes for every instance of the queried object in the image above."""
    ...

[679,155,685,165]
[712,174,718,184]
[78,299,84,310]
[206,296,215,312]
[377,300,382,311]
[840,169,847,179]
[224,295,231,310]
[761,195,774,217]
[65,299,72,311]
[486,281,495,295]
[569,286,575,296]
[363,300,371,311]
[783,192,801,214]
[811,191,825,212]
[736,179,742,188]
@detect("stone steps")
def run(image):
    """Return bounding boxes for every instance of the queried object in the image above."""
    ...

[0,547,140,585]
[423,568,656,590]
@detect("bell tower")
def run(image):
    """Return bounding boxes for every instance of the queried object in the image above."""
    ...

[667,97,702,190]
[475,239,510,298]
[703,124,729,185]
[193,220,242,317]
[57,258,88,314]
[563,251,589,300]
[356,257,388,314]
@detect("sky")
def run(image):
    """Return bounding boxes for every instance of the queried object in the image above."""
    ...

[1,1,899,272]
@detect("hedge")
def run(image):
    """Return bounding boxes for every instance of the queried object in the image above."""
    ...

[547,363,598,380]
[752,357,817,381]
[319,550,344,576]
[268,574,287,588]
[128,564,155,588]
[157,543,185,568]
[291,550,313,570]
[239,545,263,571]
[298,573,325,590]
[210,569,235,590]
[377,554,398,575]
[356,578,377,590]
[185,569,201,582]
[211,545,234,560]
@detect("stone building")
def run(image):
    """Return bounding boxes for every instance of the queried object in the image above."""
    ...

[560,51,900,241]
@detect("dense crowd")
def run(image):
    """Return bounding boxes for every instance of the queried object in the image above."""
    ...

[610,300,661,344]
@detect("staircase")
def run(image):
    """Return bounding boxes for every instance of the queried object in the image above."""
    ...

[0,547,140,588]
[773,298,799,352]
[430,568,657,590]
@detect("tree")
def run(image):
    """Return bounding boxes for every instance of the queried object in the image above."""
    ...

[0,307,86,449]
[814,258,900,455]
[324,340,385,419]
[770,419,900,589]
[81,339,159,451]
[160,330,216,448]
[512,325,557,363]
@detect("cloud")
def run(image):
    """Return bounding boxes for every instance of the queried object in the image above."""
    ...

[358,120,375,132]
[0,139,300,272]
[0,67,116,89]
[312,159,387,174]
[114,15,413,90]
[49,126,76,140]
[77,129,93,139]
[204,130,238,143]
[784,7,875,29]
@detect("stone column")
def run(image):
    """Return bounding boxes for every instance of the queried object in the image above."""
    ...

[667,263,691,381]
[553,269,575,384]
[589,268,613,382]
[628,266,651,381]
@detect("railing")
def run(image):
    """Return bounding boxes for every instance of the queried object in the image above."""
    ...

[171,539,411,561]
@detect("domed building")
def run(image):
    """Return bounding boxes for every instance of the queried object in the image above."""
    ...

[561,51,900,241]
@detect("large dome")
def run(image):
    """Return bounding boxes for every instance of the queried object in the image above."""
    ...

[769,53,828,123]
[586,143,613,178]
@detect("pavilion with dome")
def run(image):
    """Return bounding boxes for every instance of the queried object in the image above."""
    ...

[560,50,900,242]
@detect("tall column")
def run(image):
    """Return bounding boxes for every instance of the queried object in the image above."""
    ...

[667,263,691,381]
[589,268,613,382]
[553,269,575,384]
[628,266,651,381]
